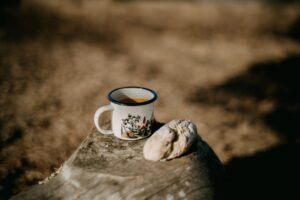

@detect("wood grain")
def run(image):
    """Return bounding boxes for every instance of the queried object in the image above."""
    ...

[11,128,224,200]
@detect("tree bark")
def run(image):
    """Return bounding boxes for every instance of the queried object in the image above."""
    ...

[11,128,224,200]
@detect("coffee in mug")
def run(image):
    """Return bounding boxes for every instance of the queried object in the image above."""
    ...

[118,97,148,104]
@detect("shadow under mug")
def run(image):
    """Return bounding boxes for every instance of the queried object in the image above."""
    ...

[94,86,158,140]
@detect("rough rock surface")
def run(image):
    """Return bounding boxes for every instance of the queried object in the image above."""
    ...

[143,119,198,161]
[11,127,224,200]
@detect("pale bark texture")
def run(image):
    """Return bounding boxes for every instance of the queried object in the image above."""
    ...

[11,128,224,200]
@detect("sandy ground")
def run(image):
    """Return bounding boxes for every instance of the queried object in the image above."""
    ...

[1,0,300,199]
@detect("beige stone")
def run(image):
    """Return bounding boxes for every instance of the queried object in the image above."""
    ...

[143,119,198,161]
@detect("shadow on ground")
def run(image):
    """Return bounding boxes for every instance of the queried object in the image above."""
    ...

[191,54,300,199]
[286,17,300,41]
[191,54,300,142]
[223,143,300,199]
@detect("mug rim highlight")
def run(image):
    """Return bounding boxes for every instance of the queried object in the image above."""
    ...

[107,86,158,106]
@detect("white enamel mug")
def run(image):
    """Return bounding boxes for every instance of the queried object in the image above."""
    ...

[94,86,158,140]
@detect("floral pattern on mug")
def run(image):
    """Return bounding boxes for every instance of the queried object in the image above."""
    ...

[121,114,152,139]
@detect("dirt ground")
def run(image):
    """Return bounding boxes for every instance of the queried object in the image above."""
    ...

[1,0,300,199]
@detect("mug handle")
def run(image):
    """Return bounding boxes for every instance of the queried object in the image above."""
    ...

[94,105,114,135]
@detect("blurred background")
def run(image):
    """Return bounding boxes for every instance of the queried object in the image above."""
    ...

[0,0,299,199]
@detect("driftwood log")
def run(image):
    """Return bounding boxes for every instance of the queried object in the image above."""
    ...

[12,126,224,200]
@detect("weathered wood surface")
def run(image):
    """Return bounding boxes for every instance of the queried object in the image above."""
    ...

[12,127,224,200]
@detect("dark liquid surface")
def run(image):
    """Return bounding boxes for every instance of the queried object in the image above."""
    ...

[118,97,148,104]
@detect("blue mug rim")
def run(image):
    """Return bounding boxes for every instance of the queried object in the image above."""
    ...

[107,86,158,106]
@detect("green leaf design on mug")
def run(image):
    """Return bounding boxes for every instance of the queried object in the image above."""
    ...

[121,114,152,139]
